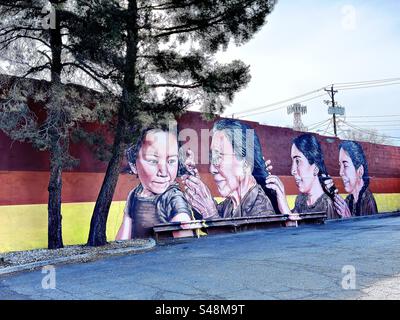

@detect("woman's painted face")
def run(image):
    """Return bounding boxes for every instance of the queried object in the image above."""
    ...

[290,144,318,194]
[209,130,247,198]
[133,130,179,196]
[339,148,360,193]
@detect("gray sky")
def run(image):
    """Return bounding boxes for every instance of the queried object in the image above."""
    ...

[1,1,398,144]
[213,0,400,145]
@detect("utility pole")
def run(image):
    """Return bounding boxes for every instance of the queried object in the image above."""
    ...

[324,85,342,137]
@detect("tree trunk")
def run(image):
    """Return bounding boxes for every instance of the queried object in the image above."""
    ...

[46,1,64,249]
[48,141,64,249]
[87,122,125,246]
[87,0,138,247]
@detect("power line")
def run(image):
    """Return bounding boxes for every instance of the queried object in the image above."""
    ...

[334,77,400,87]
[320,118,333,136]
[339,120,400,140]
[227,77,400,125]
[337,82,400,91]
[358,128,400,131]
[233,87,327,117]
[307,118,331,130]
[240,92,328,119]
[347,120,400,123]
[347,124,400,127]
[349,125,400,128]
[345,114,400,118]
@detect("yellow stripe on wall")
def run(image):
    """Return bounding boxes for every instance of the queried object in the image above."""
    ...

[0,201,126,253]
[1,193,399,253]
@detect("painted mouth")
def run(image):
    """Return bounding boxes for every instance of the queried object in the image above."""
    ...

[152,181,169,185]
[213,175,225,184]
[342,179,350,186]
[214,179,226,186]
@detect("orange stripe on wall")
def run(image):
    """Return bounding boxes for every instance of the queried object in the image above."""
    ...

[1,171,400,206]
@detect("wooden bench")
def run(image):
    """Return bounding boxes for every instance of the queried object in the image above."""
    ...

[153,212,327,241]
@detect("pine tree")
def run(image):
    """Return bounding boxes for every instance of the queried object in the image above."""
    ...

[0,0,116,248]
[65,0,277,246]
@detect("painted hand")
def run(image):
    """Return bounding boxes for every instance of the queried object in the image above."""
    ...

[182,148,199,177]
[265,174,291,215]
[333,194,352,218]
[322,174,338,196]
[181,174,218,219]
[265,159,273,173]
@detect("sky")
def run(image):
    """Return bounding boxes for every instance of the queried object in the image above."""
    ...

[1,1,398,144]
[212,0,400,145]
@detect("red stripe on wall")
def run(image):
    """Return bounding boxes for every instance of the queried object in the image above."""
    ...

[0,171,137,206]
[2,112,400,178]
[1,171,399,206]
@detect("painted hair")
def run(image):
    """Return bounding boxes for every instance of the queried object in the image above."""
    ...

[212,119,281,213]
[212,119,270,186]
[292,133,329,188]
[339,140,369,215]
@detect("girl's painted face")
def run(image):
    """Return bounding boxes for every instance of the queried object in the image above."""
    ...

[132,130,179,196]
[339,148,361,193]
[209,130,248,198]
[290,144,318,194]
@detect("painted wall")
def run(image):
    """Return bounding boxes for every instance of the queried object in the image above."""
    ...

[1,111,399,252]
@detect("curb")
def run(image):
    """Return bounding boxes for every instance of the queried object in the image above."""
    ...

[0,238,156,276]
[324,211,400,224]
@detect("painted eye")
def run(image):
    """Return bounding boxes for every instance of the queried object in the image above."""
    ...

[168,159,177,165]
[147,159,158,164]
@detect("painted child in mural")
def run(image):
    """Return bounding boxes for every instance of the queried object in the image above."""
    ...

[116,125,194,240]
[325,140,378,216]
[182,119,275,219]
[265,133,341,219]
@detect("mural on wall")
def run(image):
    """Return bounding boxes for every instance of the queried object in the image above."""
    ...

[265,133,341,219]
[115,125,194,240]
[181,119,276,220]
[2,110,397,253]
[114,119,382,240]
[327,140,378,217]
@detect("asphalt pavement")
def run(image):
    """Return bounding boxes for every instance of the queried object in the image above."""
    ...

[1,214,400,300]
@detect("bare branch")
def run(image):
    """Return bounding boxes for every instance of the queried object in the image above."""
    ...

[62,62,113,94]
[21,63,51,78]
[0,26,44,37]
[0,34,50,50]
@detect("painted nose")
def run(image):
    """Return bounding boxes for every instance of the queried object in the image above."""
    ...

[339,165,344,177]
[210,162,218,175]
[157,161,168,177]
[290,163,296,176]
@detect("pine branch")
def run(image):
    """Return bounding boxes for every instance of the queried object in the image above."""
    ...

[138,0,198,11]
[148,82,201,89]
